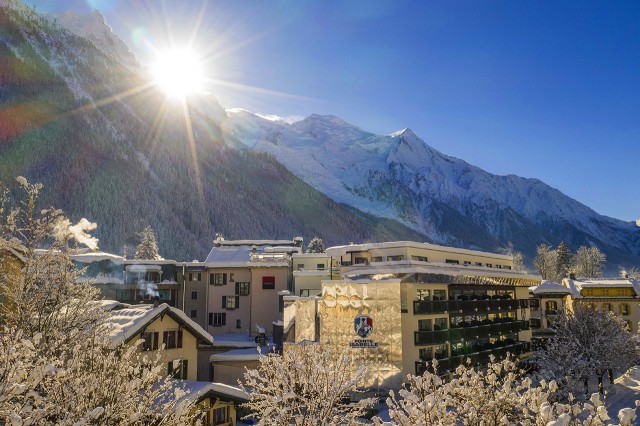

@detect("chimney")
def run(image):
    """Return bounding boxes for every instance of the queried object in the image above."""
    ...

[251,245,257,254]
[568,273,576,280]
[153,295,160,308]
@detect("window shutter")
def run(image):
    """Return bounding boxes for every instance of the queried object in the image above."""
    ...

[182,360,188,380]
[177,329,183,348]
[208,313,213,326]
[222,296,227,309]
[189,273,193,281]
[163,331,168,348]
[153,332,159,350]
[235,282,239,295]
[222,313,226,325]
[167,362,173,376]
[198,273,201,281]
[223,274,227,285]
[209,273,214,285]
[236,296,240,309]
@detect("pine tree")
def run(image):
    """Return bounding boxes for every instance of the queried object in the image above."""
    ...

[306,237,325,253]
[135,226,160,260]
[555,241,573,280]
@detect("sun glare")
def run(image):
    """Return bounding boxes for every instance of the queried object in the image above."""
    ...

[151,49,205,99]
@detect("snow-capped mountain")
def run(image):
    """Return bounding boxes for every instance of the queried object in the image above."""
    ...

[223,110,640,265]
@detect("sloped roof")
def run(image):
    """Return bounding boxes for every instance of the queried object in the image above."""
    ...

[103,302,213,347]
[531,280,571,295]
[563,278,640,299]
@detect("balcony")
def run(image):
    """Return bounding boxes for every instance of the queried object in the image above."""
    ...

[419,342,530,373]
[413,300,449,314]
[413,299,529,315]
[414,330,449,345]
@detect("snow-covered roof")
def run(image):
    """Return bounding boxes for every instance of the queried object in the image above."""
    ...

[326,241,514,261]
[71,251,124,264]
[531,281,571,295]
[124,259,176,265]
[563,278,640,299]
[210,346,272,363]
[177,380,248,403]
[340,262,540,285]
[209,332,260,349]
[205,245,253,266]
[103,302,213,348]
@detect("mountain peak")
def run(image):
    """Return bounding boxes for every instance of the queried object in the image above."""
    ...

[388,128,416,139]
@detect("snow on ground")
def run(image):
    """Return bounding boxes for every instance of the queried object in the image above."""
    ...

[607,366,640,420]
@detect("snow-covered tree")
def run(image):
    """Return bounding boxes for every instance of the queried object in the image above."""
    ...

[537,304,640,398]
[135,225,161,260]
[306,237,325,253]
[555,241,573,281]
[0,178,200,424]
[572,246,606,278]
[512,251,526,271]
[240,343,374,425]
[535,244,558,280]
[379,356,638,426]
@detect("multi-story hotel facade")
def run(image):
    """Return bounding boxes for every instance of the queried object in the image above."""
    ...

[284,241,540,391]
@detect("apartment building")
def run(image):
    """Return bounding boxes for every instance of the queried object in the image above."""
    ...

[179,237,302,338]
[72,252,181,306]
[291,252,338,297]
[528,281,571,348]
[284,241,540,392]
[562,277,640,333]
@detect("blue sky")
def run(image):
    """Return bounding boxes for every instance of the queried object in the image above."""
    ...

[32,0,640,221]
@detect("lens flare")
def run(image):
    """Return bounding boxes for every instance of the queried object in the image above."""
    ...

[151,49,205,99]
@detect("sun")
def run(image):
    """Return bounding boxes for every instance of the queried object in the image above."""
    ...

[151,48,205,99]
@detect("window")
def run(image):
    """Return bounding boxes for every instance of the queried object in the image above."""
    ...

[463,261,471,266]
[419,347,433,360]
[545,301,558,313]
[411,256,428,262]
[620,304,630,316]
[486,263,493,268]
[416,289,430,301]
[190,309,197,318]
[236,319,241,329]
[475,262,483,266]
[223,295,240,310]
[445,259,459,264]
[434,318,447,330]
[141,331,159,351]
[229,273,235,282]
[434,345,448,359]
[433,290,446,301]
[235,282,250,296]
[371,256,383,262]
[530,318,542,328]
[418,319,432,331]
[317,263,325,270]
[354,257,367,265]
[262,276,275,290]
[209,312,226,326]
[299,289,311,297]
[297,264,304,270]
[529,298,540,309]
[602,303,612,312]
[163,329,182,349]
[210,273,227,286]
[168,359,188,380]
[197,272,201,281]
[496,265,503,269]
[504,266,512,270]
[387,255,404,261]
[188,273,193,281]
[191,291,197,300]
[214,406,229,425]
[116,289,134,301]
[158,290,171,301]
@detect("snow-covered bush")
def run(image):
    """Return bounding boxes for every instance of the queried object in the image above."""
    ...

[378,356,638,426]
[240,343,375,425]
[0,177,200,425]
[537,304,640,398]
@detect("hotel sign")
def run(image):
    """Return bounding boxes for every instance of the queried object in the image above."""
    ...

[351,314,378,348]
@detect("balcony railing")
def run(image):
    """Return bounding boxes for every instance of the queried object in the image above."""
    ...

[415,321,529,345]
[414,330,449,345]
[413,299,529,315]
[418,342,530,373]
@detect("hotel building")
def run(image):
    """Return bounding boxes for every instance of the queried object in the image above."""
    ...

[284,241,540,391]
